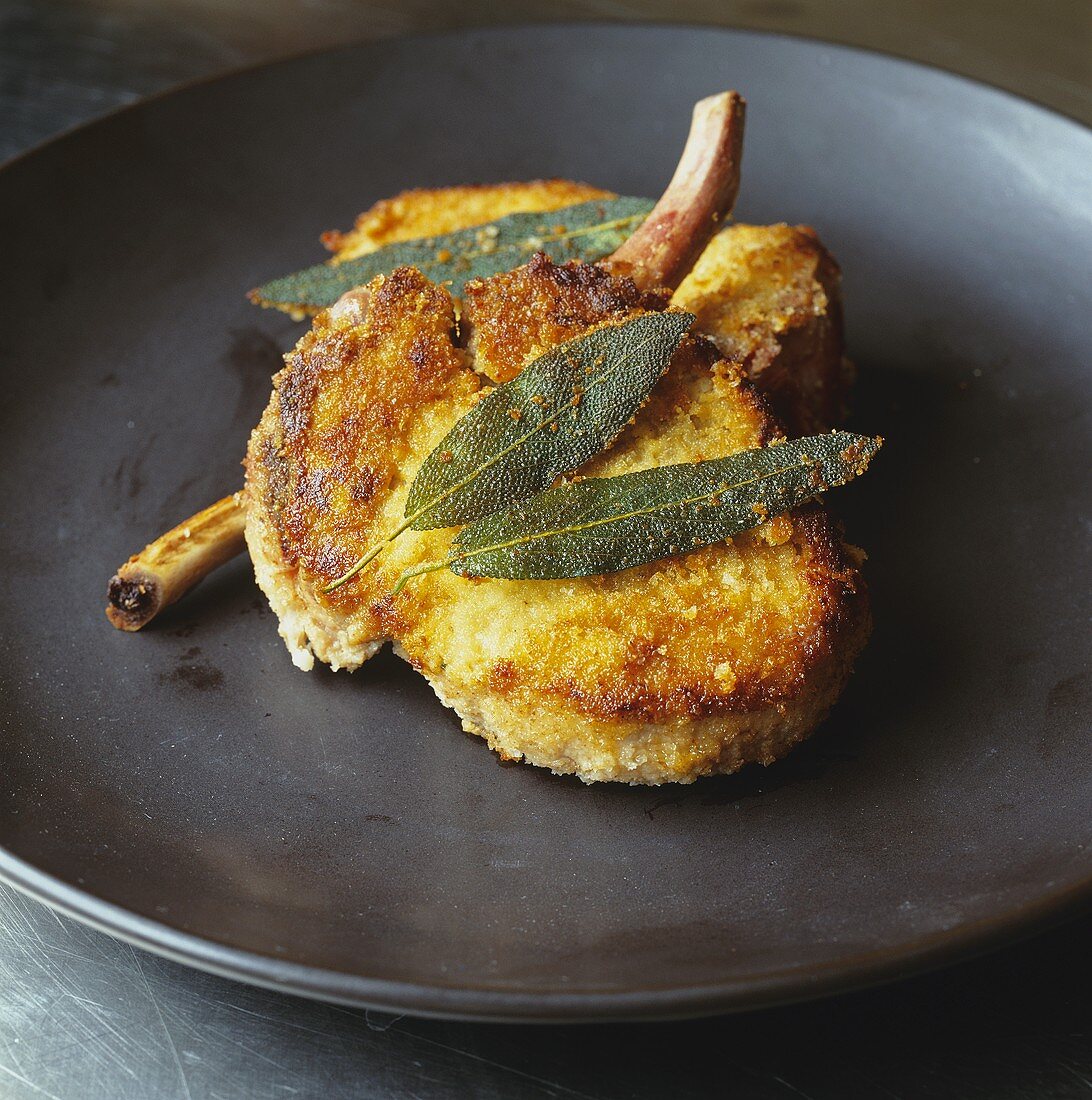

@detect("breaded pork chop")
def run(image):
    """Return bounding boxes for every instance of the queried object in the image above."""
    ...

[245,184,869,784]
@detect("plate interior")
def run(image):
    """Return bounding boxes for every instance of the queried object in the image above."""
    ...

[0,26,1089,1019]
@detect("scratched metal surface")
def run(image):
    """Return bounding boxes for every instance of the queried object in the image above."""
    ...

[2,882,1090,1099]
[1,4,1091,1097]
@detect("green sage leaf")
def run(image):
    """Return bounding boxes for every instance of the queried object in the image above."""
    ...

[250,196,655,314]
[404,311,694,532]
[430,432,881,581]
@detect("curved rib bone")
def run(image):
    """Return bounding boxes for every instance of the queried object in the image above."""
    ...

[105,92,745,631]
[609,91,745,292]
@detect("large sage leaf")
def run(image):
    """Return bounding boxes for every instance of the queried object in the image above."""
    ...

[250,196,654,314]
[426,432,880,581]
[404,311,694,531]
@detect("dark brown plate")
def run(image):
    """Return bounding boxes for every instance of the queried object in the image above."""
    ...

[0,25,1089,1022]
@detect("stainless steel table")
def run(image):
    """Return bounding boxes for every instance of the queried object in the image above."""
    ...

[2,3,1089,1096]
[3,881,1090,1098]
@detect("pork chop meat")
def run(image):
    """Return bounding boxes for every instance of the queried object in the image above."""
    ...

[674,223,851,434]
[245,181,870,784]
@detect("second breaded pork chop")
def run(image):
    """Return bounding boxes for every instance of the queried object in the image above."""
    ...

[325,182,849,434]
[322,179,612,259]
[674,223,850,434]
[245,191,870,782]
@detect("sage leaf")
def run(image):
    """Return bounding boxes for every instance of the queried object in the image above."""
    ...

[423,432,880,582]
[250,196,655,314]
[404,311,694,531]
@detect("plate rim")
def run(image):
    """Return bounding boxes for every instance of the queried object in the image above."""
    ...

[3,847,1089,1022]
[1,19,1088,181]
[2,22,1090,1022]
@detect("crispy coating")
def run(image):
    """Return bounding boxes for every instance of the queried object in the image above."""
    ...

[674,223,849,433]
[246,183,869,784]
[463,252,667,383]
[246,267,481,670]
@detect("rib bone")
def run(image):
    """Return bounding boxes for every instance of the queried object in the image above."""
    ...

[609,91,745,292]
[106,493,246,630]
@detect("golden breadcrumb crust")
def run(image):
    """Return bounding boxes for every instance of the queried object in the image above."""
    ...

[245,182,869,784]
[674,223,850,433]
[463,252,666,383]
